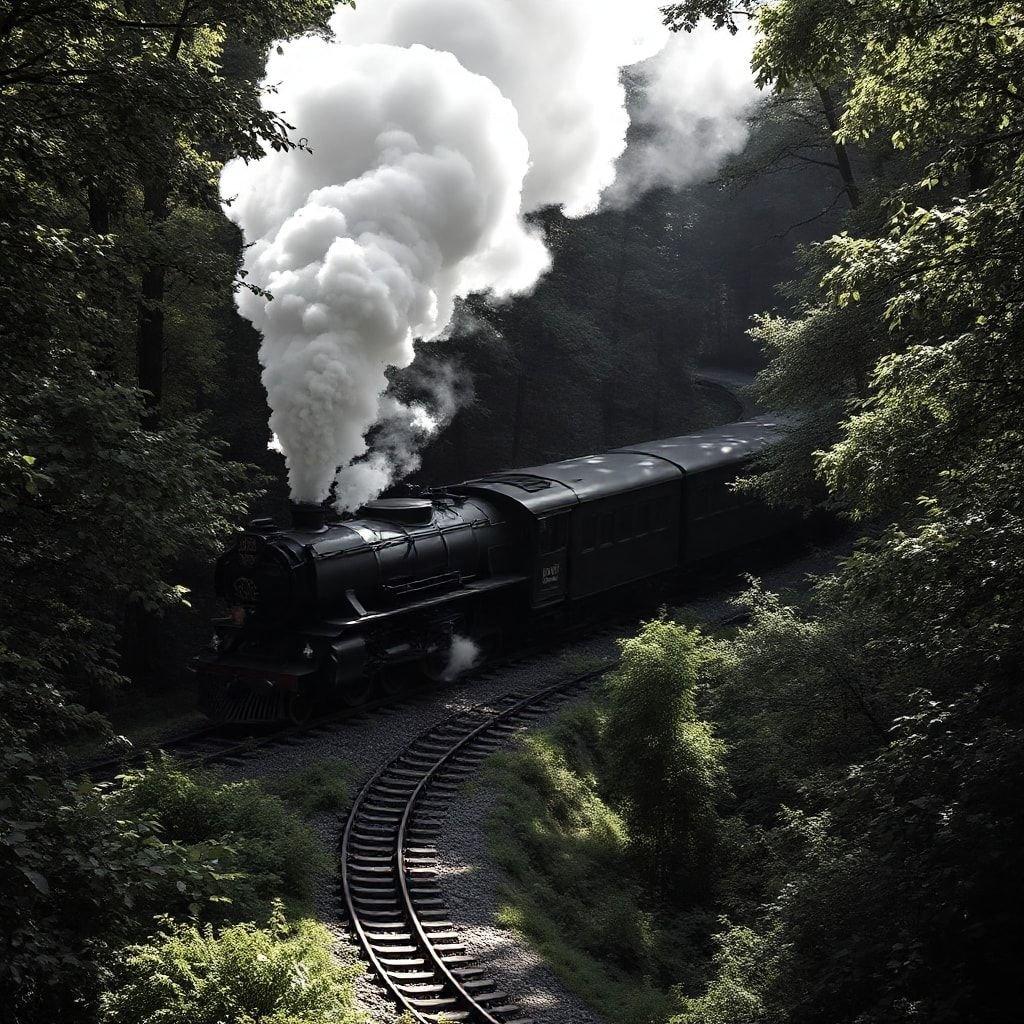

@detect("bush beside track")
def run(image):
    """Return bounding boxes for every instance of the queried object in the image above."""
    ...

[484,619,727,1023]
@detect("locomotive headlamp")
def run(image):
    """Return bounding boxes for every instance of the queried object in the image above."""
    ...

[302,643,315,661]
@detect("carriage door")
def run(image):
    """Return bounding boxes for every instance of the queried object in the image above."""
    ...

[532,513,570,607]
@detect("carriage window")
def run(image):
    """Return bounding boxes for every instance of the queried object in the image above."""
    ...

[581,515,598,552]
[636,501,652,536]
[615,507,633,542]
[539,516,568,553]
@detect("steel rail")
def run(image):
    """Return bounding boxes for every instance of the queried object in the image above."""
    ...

[341,665,613,1023]
[396,668,608,1022]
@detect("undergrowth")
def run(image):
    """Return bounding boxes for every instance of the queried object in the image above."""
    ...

[113,755,329,921]
[265,758,352,817]
[99,903,364,1024]
[485,700,717,1024]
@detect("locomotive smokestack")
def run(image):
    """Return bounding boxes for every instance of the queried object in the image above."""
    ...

[290,501,328,532]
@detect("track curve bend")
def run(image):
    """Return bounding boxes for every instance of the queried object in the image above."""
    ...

[341,668,608,1023]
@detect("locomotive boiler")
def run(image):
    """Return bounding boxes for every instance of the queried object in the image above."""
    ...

[195,417,791,722]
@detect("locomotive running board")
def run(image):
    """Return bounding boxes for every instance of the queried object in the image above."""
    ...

[316,573,529,630]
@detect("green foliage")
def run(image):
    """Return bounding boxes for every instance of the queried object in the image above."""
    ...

[484,624,736,1021]
[0,749,232,1020]
[0,2,352,711]
[704,581,884,815]
[99,904,363,1024]
[662,1,760,35]
[485,702,689,1024]
[264,759,352,817]
[604,619,728,899]
[486,12,1024,1016]
[673,925,780,1024]
[662,4,1024,1021]
[0,751,332,1021]
[0,5,343,1019]
[113,756,329,920]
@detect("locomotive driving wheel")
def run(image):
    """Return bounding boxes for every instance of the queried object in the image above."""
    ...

[338,673,376,708]
[379,665,413,697]
[286,689,314,725]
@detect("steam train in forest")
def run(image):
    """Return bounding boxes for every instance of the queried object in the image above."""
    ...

[195,417,792,722]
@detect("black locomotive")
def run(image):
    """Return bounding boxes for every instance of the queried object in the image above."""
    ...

[196,417,790,722]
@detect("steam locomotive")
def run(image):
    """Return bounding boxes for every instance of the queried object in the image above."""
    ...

[195,417,790,722]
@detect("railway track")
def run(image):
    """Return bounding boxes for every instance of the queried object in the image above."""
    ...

[73,599,750,784]
[72,691,426,781]
[340,666,610,1023]
[693,369,756,422]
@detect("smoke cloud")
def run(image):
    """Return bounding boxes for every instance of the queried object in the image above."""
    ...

[333,0,667,217]
[608,22,760,203]
[442,634,482,681]
[222,2,760,509]
[336,360,467,509]
[223,42,548,504]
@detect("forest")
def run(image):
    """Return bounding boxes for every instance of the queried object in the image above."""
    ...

[1,1,1021,1023]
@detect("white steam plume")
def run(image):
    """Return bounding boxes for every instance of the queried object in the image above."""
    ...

[442,634,481,681]
[333,0,667,217]
[336,360,468,509]
[608,22,760,204]
[223,3,761,509]
[223,42,548,504]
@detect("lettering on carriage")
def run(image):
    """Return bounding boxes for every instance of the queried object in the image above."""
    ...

[541,562,561,586]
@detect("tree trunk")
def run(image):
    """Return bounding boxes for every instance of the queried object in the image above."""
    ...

[137,178,169,428]
[88,184,110,233]
[126,175,172,679]
[123,17,189,684]
[86,183,118,377]
[816,84,861,209]
[122,595,162,686]
[968,150,994,190]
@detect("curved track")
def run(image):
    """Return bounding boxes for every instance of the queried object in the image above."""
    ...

[694,373,748,423]
[74,692,407,781]
[341,667,609,1023]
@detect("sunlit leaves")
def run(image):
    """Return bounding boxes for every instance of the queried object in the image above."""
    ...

[670,2,1024,1021]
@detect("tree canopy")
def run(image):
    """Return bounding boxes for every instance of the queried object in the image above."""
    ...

[662,3,1024,1021]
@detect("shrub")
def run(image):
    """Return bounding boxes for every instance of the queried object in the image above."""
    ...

[672,924,781,1024]
[0,729,242,1022]
[1,745,335,1021]
[486,701,704,1024]
[265,759,351,817]
[99,904,363,1024]
[604,618,728,900]
[112,755,329,921]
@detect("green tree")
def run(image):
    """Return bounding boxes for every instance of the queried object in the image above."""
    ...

[604,619,727,901]
[0,1,342,688]
[666,3,1024,1021]
[0,5,350,1020]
